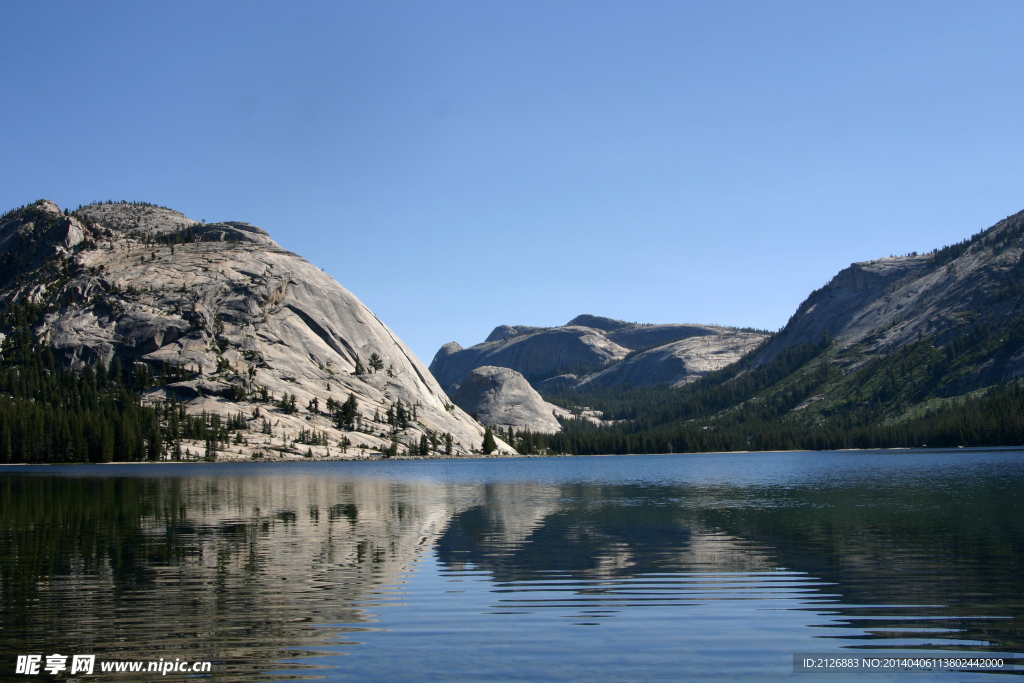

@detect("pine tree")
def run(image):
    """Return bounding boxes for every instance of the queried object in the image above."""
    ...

[368,352,384,373]
[482,427,497,455]
[334,393,358,430]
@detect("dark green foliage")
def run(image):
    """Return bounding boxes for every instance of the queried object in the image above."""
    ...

[152,224,197,245]
[226,412,247,430]
[296,428,329,446]
[0,299,253,463]
[368,352,384,373]
[0,348,161,464]
[332,393,359,430]
[276,393,297,414]
[482,427,497,454]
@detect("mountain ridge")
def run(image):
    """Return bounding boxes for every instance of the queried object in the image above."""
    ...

[430,316,768,395]
[512,208,1024,455]
[753,209,1024,387]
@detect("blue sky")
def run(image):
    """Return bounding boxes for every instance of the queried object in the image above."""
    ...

[2,1,1022,363]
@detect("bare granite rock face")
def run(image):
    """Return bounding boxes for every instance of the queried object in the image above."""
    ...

[429,324,631,394]
[751,208,1024,391]
[430,314,769,394]
[0,200,511,458]
[452,366,568,433]
[578,328,767,389]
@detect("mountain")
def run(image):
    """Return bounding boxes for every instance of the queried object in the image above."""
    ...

[502,208,1024,456]
[429,314,768,396]
[0,199,507,460]
[752,209,1024,392]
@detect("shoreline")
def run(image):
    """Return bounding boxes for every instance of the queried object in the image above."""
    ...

[2,444,1022,467]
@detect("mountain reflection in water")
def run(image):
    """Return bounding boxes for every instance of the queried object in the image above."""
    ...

[1,451,1021,681]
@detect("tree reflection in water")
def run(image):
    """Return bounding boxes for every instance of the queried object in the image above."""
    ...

[1,453,1022,680]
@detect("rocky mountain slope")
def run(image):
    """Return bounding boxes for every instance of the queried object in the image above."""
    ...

[0,200,509,459]
[752,208,1024,393]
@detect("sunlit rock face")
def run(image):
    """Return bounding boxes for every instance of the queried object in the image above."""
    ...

[451,366,568,433]
[751,208,1024,389]
[577,329,766,389]
[0,200,509,457]
[430,324,630,395]
[430,313,768,394]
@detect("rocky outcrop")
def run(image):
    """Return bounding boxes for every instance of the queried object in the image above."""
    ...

[484,325,546,342]
[452,366,568,433]
[0,200,511,458]
[430,315,769,394]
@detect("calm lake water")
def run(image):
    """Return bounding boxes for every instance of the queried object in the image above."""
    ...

[1,450,1022,681]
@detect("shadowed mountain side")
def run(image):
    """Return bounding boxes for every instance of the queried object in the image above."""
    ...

[517,209,1024,457]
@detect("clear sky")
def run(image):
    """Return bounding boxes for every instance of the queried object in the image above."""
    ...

[2,1,1022,364]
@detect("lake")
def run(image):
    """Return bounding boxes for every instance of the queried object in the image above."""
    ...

[1,449,1022,681]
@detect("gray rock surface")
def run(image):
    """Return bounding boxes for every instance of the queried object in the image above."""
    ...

[752,208,1024,390]
[431,314,769,393]
[430,324,631,394]
[484,325,546,342]
[579,328,767,389]
[0,200,511,458]
[452,366,568,433]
